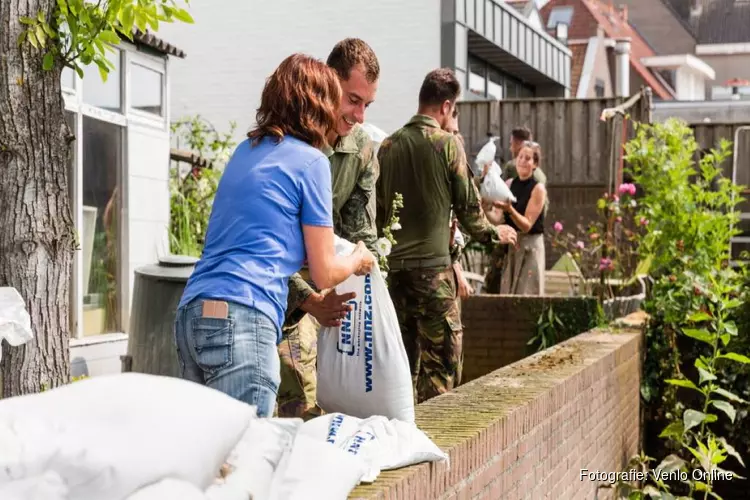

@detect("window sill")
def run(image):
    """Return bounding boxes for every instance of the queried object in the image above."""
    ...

[70,332,128,347]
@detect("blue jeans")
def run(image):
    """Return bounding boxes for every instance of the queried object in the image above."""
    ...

[173,298,281,417]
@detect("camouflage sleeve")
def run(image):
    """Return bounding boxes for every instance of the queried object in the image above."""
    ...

[285,273,315,327]
[503,160,517,180]
[375,138,392,238]
[340,140,379,254]
[446,135,500,253]
[534,166,548,185]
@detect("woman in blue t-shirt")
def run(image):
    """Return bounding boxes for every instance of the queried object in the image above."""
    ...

[174,54,375,417]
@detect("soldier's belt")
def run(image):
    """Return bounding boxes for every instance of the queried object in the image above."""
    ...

[388,256,452,271]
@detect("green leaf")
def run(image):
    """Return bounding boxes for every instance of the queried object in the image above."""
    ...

[712,387,747,404]
[99,29,121,45]
[724,298,743,310]
[719,352,750,364]
[717,437,746,468]
[688,311,712,323]
[682,328,715,345]
[19,16,36,25]
[42,51,54,70]
[720,334,731,347]
[171,7,195,23]
[121,6,135,34]
[711,400,737,423]
[665,378,699,391]
[659,421,685,439]
[28,30,39,49]
[724,321,738,336]
[57,0,69,16]
[656,454,686,473]
[683,409,707,431]
[34,24,46,48]
[697,367,716,384]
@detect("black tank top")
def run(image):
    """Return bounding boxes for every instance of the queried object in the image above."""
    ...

[507,176,544,235]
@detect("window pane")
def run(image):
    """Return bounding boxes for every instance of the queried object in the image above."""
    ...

[62,67,76,90]
[82,116,123,336]
[131,63,164,115]
[83,49,121,112]
[547,6,574,29]
[468,57,486,97]
[488,67,504,100]
[66,112,77,334]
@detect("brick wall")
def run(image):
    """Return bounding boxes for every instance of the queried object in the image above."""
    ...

[461,295,600,384]
[349,316,643,500]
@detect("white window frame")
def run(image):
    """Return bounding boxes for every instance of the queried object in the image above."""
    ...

[63,41,169,341]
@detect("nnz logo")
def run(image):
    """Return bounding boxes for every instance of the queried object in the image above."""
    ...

[363,274,374,393]
[345,430,376,456]
[337,299,358,356]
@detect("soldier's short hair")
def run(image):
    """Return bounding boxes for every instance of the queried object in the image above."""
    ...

[511,127,532,142]
[327,38,380,83]
[419,68,461,108]
[248,54,341,150]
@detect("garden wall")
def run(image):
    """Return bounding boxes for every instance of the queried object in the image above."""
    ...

[349,315,644,500]
[460,295,600,384]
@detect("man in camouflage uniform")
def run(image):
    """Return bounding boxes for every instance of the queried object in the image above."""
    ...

[276,39,381,419]
[484,127,549,293]
[376,68,517,404]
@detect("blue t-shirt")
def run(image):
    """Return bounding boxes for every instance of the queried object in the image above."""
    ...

[178,135,333,340]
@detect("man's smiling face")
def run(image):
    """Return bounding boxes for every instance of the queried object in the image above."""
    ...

[336,63,378,137]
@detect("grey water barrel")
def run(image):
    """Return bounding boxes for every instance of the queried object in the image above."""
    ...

[122,255,198,377]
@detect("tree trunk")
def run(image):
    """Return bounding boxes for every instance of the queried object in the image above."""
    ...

[0,0,76,396]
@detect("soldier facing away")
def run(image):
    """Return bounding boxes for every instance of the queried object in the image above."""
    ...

[276,39,381,420]
[376,68,517,404]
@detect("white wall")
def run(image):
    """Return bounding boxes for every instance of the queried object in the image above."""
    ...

[157,0,442,142]
[675,67,707,101]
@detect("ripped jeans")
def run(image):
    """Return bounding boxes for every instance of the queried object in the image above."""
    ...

[173,298,281,417]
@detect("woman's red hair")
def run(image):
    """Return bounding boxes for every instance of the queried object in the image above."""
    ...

[248,53,342,150]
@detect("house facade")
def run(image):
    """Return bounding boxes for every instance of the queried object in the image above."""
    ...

[63,33,182,376]
[540,0,716,101]
[156,0,571,142]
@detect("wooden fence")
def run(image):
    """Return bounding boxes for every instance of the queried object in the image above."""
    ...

[456,89,653,272]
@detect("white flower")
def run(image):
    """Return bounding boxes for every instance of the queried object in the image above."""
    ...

[629,199,637,208]
[390,222,402,231]
[375,237,392,257]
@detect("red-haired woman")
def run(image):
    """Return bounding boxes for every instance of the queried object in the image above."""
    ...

[174,54,375,417]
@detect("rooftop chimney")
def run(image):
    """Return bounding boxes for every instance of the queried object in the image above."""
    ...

[618,4,628,22]
[614,37,631,98]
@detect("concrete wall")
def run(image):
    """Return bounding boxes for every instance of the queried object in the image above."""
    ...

[699,53,750,90]
[156,0,442,141]
[349,318,643,499]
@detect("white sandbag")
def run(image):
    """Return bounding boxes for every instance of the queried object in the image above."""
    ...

[316,237,415,422]
[299,413,449,483]
[474,136,499,176]
[126,479,207,500]
[0,373,256,500]
[266,434,367,500]
[0,471,68,500]
[0,287,34,362]
[206,418,302,500]
[480,161,517,203]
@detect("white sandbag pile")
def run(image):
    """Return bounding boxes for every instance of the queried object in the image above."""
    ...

[316,236,415,423]
[0,373,447,500]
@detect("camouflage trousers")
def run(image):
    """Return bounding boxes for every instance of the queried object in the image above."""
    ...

[275,314,324,420]
[388,266,463,404]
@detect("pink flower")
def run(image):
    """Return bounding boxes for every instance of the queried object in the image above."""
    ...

[575,241,585,250]
[616,216,623,223]
[554,221,563,233]
[618,183,637,196]
[639,217,649,226]
[599,258,614,271]
[613,194,620,203]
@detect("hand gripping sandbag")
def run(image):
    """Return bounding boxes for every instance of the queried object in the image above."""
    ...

[316,237,415,422]
[480,161,517,203]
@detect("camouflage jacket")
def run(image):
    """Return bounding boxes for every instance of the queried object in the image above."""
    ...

[376,114,500,266]
[284,125,379,326]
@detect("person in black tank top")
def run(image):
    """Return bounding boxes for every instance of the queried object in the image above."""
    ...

[494,142,548,295]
